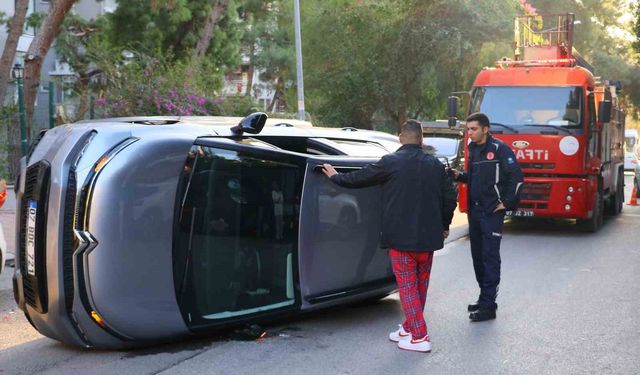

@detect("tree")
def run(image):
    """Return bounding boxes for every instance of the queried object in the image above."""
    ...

[54,14,111,122]
[23,0,76,134]
[302,0,518,131]
[194,0,232,58]
[0,0,29,106]
[108,0,243,94]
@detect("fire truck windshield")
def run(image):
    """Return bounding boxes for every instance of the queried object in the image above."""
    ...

[470,86,584,134]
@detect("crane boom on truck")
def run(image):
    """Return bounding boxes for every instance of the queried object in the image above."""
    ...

[450,13,626,232]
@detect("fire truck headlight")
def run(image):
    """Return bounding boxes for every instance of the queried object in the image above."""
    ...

[568,186,574,193]
[564,204,571,211]
[566,195,572,202]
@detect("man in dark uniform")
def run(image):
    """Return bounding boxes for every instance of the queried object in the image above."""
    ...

[321,120,457,353]
[451,112,523,322]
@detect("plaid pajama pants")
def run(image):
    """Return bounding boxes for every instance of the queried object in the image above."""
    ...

[389,248,434,340]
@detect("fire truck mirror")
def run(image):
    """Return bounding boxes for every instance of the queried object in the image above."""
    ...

[598,101,612,124]
[447,96,459,127]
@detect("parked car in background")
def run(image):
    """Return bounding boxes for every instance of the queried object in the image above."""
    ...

[625,151,639,171]
[420,120,464,171]
[13,113,400,349]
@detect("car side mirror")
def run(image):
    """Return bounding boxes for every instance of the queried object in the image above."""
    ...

[447,96,459,128]
[231,112,268,135]
[598,101,611,124]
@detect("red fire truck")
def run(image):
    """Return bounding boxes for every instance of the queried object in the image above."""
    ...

[450,13,626,232]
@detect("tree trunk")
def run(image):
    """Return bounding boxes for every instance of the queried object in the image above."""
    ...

[0,0,29,106]
[7,111,22,182]
[23,0,75,135]
[72,76,90,122]
[245,50,255,97]
[193,0,231,58]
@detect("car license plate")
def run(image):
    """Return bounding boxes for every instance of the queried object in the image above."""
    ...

[506,210,534,217]
[26,200,37,276]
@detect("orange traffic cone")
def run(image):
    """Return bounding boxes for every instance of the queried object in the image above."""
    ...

[628,185,639,206]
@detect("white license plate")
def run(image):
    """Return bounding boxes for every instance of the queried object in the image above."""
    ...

[26,200,37,276]
[506,210,534,217]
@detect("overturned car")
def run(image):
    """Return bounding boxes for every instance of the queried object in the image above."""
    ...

[13,113,400,349]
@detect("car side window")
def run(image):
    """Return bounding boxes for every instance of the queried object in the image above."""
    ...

[174,145,302,325]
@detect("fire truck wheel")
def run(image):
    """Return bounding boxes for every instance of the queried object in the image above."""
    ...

[607,172,624,215]
[578,185,603,232]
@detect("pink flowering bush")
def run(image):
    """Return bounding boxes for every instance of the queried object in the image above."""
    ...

[95,59,258,118]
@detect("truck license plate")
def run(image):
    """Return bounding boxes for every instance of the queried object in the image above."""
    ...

[26,200,37,276]
[506,210,534,217]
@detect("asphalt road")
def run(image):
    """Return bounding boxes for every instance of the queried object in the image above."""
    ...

[0,176,638,374]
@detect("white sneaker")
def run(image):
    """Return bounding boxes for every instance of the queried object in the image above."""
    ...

[388,324,411,342]
[398,335,432,353]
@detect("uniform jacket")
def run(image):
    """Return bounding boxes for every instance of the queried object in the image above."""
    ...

[456,134,524,213]
[330,143,457,252]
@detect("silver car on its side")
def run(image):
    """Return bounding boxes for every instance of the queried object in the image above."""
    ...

[13,113,400,349]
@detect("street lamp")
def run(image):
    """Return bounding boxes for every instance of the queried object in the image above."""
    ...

[12,63,28,156]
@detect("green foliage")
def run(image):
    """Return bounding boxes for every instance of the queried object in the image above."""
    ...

[45,0,640,126]
[0,106,16,181]
[108,0,242,68]
[26,11,45,29]
[301,0,518,131]
[0,11,9,27]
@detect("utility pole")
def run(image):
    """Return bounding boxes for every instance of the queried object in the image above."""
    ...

[293,0,305,120]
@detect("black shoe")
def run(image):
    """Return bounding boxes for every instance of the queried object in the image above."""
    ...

[468,301,498,312]
[467,302,480,312]
[469,309,496,322]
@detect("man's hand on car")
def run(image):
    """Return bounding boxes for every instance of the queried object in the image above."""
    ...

[493,203,506,212]
[322,164,338,178]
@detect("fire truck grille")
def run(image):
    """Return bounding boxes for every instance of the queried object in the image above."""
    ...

[520,182,551,201]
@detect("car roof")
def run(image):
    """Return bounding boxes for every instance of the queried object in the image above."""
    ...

[72,115,401,152]
[421,120,464,136]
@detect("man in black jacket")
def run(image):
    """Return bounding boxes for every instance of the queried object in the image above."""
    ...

[322,120,457,353]
[451,112,523,322]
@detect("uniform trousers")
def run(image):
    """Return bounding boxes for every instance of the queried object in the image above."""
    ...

[468,205,506,310]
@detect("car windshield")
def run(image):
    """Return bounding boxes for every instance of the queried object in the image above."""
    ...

[174,146,302,325]
[470,86,584,134]
[423,137,459,157]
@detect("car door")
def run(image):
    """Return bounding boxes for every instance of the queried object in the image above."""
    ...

[298,157,395,308]
[173,138,308,329]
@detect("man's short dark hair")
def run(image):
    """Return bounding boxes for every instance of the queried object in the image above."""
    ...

[401,119,423,141]
[466,112,490,128]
